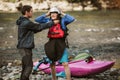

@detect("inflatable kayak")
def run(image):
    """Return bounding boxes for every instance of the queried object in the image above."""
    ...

[34,60,114,77]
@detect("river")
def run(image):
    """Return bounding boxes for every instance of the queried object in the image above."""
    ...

[0,10,120,68]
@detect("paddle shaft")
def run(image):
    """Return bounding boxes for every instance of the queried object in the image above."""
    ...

[38,60,85,71]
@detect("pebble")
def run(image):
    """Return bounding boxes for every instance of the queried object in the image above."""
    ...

[7,63,12,68]
[118,76,120,80]
[58,77,66,80]
[0,27,4,30]
[13,60,21,66]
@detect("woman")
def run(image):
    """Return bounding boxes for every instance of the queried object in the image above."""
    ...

[35,7,75,80]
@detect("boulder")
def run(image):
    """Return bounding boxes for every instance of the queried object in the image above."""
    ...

[73,6,83,11]
[84,5,98,11]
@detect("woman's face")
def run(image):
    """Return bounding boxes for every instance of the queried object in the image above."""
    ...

[50,12,59,20]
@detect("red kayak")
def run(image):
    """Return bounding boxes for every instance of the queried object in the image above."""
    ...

[34,60,115,77]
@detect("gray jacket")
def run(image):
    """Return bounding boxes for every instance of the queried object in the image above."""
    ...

[16,16,54,49]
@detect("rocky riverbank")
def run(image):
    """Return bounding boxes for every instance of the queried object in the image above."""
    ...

[0,53,120,80]
[0,46,120,80]
[0,0,120,13]
[0,0,95,12]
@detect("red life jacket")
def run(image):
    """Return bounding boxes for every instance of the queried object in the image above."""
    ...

[48,23,64,38]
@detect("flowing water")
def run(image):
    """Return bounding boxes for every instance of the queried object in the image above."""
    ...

[0,10,120,68]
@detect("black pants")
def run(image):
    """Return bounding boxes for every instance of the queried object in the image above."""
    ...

[19,49,33,80]
[45,38,66,62]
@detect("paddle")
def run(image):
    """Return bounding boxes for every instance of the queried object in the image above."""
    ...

[33,57,50,74]
[33,53,94,72]
[33,59,85,72]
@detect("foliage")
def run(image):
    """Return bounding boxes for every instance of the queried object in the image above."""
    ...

[10,0,16,3]
[68,0,87,3]
[67,0,102,10]
[4,0,16,3]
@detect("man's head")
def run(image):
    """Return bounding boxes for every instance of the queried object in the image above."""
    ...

[49,7,61,20]
[21,5,33,18]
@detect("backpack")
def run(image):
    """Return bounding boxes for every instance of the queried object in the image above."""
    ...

[48,23,64,38]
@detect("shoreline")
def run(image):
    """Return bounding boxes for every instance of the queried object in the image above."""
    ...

[0,47,120,80]
[0,0,120,13]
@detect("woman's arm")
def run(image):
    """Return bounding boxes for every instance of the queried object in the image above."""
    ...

[62,14,75,25]
[35,14,50,23]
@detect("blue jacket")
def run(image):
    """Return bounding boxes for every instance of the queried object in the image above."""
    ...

[35,14,75,30]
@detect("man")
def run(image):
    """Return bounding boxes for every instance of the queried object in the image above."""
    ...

[16,5,57,80]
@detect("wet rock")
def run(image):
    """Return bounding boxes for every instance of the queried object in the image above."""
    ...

[88,79,94,80]
[84,5,98,11]
[38,71,45,75]
[0,1,17,12]
[110,68,120,76]
[13,60,21,66]
[7,62,12,68]
[0,69,2,79]
[36,75,42,79]
[2,66,21,80]
[58,77,66,80]
[118,76,120,80]
[1,66,9,73]
[0,78,3,80]
[0,27,4,30]
[9,35,13,38]
[37,1,49,10]
[73,6,83,11]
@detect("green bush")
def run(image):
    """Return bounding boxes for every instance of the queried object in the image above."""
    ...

[4,0,16,3]
[10,0,16,3]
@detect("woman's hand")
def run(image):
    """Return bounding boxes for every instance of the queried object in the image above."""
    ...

[46,11,50,17]
[61,11,66,16]
[57,7,66,16]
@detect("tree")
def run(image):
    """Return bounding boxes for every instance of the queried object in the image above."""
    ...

[91,0,102,10]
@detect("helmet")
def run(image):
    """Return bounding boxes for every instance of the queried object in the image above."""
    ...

[49,7,61,14]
